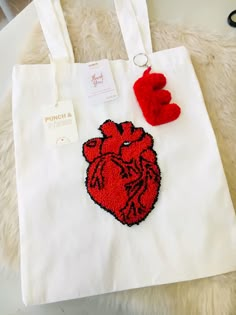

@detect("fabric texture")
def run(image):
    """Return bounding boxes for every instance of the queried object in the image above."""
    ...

[0,1,236,313]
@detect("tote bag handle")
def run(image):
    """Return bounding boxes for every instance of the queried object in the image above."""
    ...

[34,0,153,62]
[34,0,74,63]
[114,0,153,59]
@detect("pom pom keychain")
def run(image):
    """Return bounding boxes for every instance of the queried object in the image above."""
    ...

[133,53,181,126]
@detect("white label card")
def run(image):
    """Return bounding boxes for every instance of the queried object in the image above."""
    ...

[42,100,78,146]
[82,59,118,105]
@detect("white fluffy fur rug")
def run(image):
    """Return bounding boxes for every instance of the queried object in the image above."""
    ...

[1,1,236,314]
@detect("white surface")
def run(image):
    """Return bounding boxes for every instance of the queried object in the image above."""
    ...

[1,0,236,314]
[0,272,125,315]
[0,3,37,104]
[0,0,14,21]
[81,0,236,34]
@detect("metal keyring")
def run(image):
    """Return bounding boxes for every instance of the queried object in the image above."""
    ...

[133,53,149,68]
[228,10,236,27]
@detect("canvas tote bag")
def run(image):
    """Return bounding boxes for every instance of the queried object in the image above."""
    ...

[12,0,236,306]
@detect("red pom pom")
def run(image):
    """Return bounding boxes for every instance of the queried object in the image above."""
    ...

[133,68,181,126]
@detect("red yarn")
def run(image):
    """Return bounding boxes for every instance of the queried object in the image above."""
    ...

[133,67,181,126]
[83,120,161,226]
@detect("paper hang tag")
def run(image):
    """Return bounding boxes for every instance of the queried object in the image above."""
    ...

[42,100,78,146]
[82,59,118,105]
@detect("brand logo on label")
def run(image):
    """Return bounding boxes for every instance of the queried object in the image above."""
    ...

[44,112,72,123]
[91,73,103,87]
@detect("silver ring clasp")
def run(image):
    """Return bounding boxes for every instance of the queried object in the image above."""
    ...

[133,53,150,68]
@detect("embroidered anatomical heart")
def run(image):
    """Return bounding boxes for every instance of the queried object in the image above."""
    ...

[83,120,161,226]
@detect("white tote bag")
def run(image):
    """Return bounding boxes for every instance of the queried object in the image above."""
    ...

[12,0,236,306]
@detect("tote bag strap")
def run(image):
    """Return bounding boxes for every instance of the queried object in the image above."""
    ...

[114,0,153,59]
[34,0,74,63]
[34,0,152,63]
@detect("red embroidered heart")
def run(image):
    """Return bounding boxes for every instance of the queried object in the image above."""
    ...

[133,67,181,126]
[83,120,161,226]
